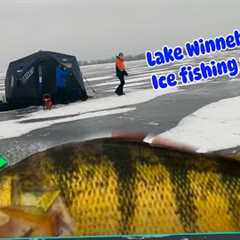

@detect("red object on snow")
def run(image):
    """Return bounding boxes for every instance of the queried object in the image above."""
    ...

[43,94,53,110]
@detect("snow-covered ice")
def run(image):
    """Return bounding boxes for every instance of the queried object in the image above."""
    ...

[86,75,113,82]
[0,73,5,102]
[158,96,240,152]
[0,107,135,140]
[0,87,179,140]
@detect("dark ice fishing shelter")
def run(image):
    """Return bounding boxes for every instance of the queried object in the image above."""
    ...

[5,51,88,106]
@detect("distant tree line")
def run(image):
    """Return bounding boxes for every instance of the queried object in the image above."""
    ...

[79,53,145,66]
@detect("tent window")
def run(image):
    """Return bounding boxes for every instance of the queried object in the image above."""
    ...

[62,63,72,69]
[17,66,24,73]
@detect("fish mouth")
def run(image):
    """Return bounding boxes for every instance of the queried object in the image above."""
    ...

[0,137,240,237]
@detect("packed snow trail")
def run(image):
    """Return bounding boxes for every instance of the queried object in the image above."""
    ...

[0,88,179,140]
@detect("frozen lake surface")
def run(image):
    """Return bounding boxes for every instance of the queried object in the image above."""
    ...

[1,49,240,163]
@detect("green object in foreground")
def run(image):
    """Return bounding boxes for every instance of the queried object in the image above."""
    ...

[0,154,8,169]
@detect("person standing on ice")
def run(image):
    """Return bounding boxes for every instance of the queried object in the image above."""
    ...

[115,53,128,96]
[56,64,71,104]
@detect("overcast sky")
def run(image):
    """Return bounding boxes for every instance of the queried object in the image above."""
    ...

[0,0,240,71]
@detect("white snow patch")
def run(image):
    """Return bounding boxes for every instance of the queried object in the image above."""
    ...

[0,73,5,78]
[22,88,179,120]
[126,82,149,88]
[143,134,156,144]
[86,75,113,82]
[0,87,179,139]
[148,122,159,126]
[229,78,240,82]
[0,107,135,140]
[94,76,150,87]
[159,96,240,152]
[93,70,170,88]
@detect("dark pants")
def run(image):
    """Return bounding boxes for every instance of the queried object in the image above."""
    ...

[115,75,125,95]
[56,87,68,104]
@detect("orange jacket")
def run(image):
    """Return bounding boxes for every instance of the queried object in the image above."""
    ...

[115,57,125,71]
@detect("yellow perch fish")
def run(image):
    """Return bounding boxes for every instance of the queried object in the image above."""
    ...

[0,138,240,236]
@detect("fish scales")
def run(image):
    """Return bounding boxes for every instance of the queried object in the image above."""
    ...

[0,138,240,235]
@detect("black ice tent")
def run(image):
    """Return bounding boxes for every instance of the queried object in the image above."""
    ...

[5,51,88,106]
